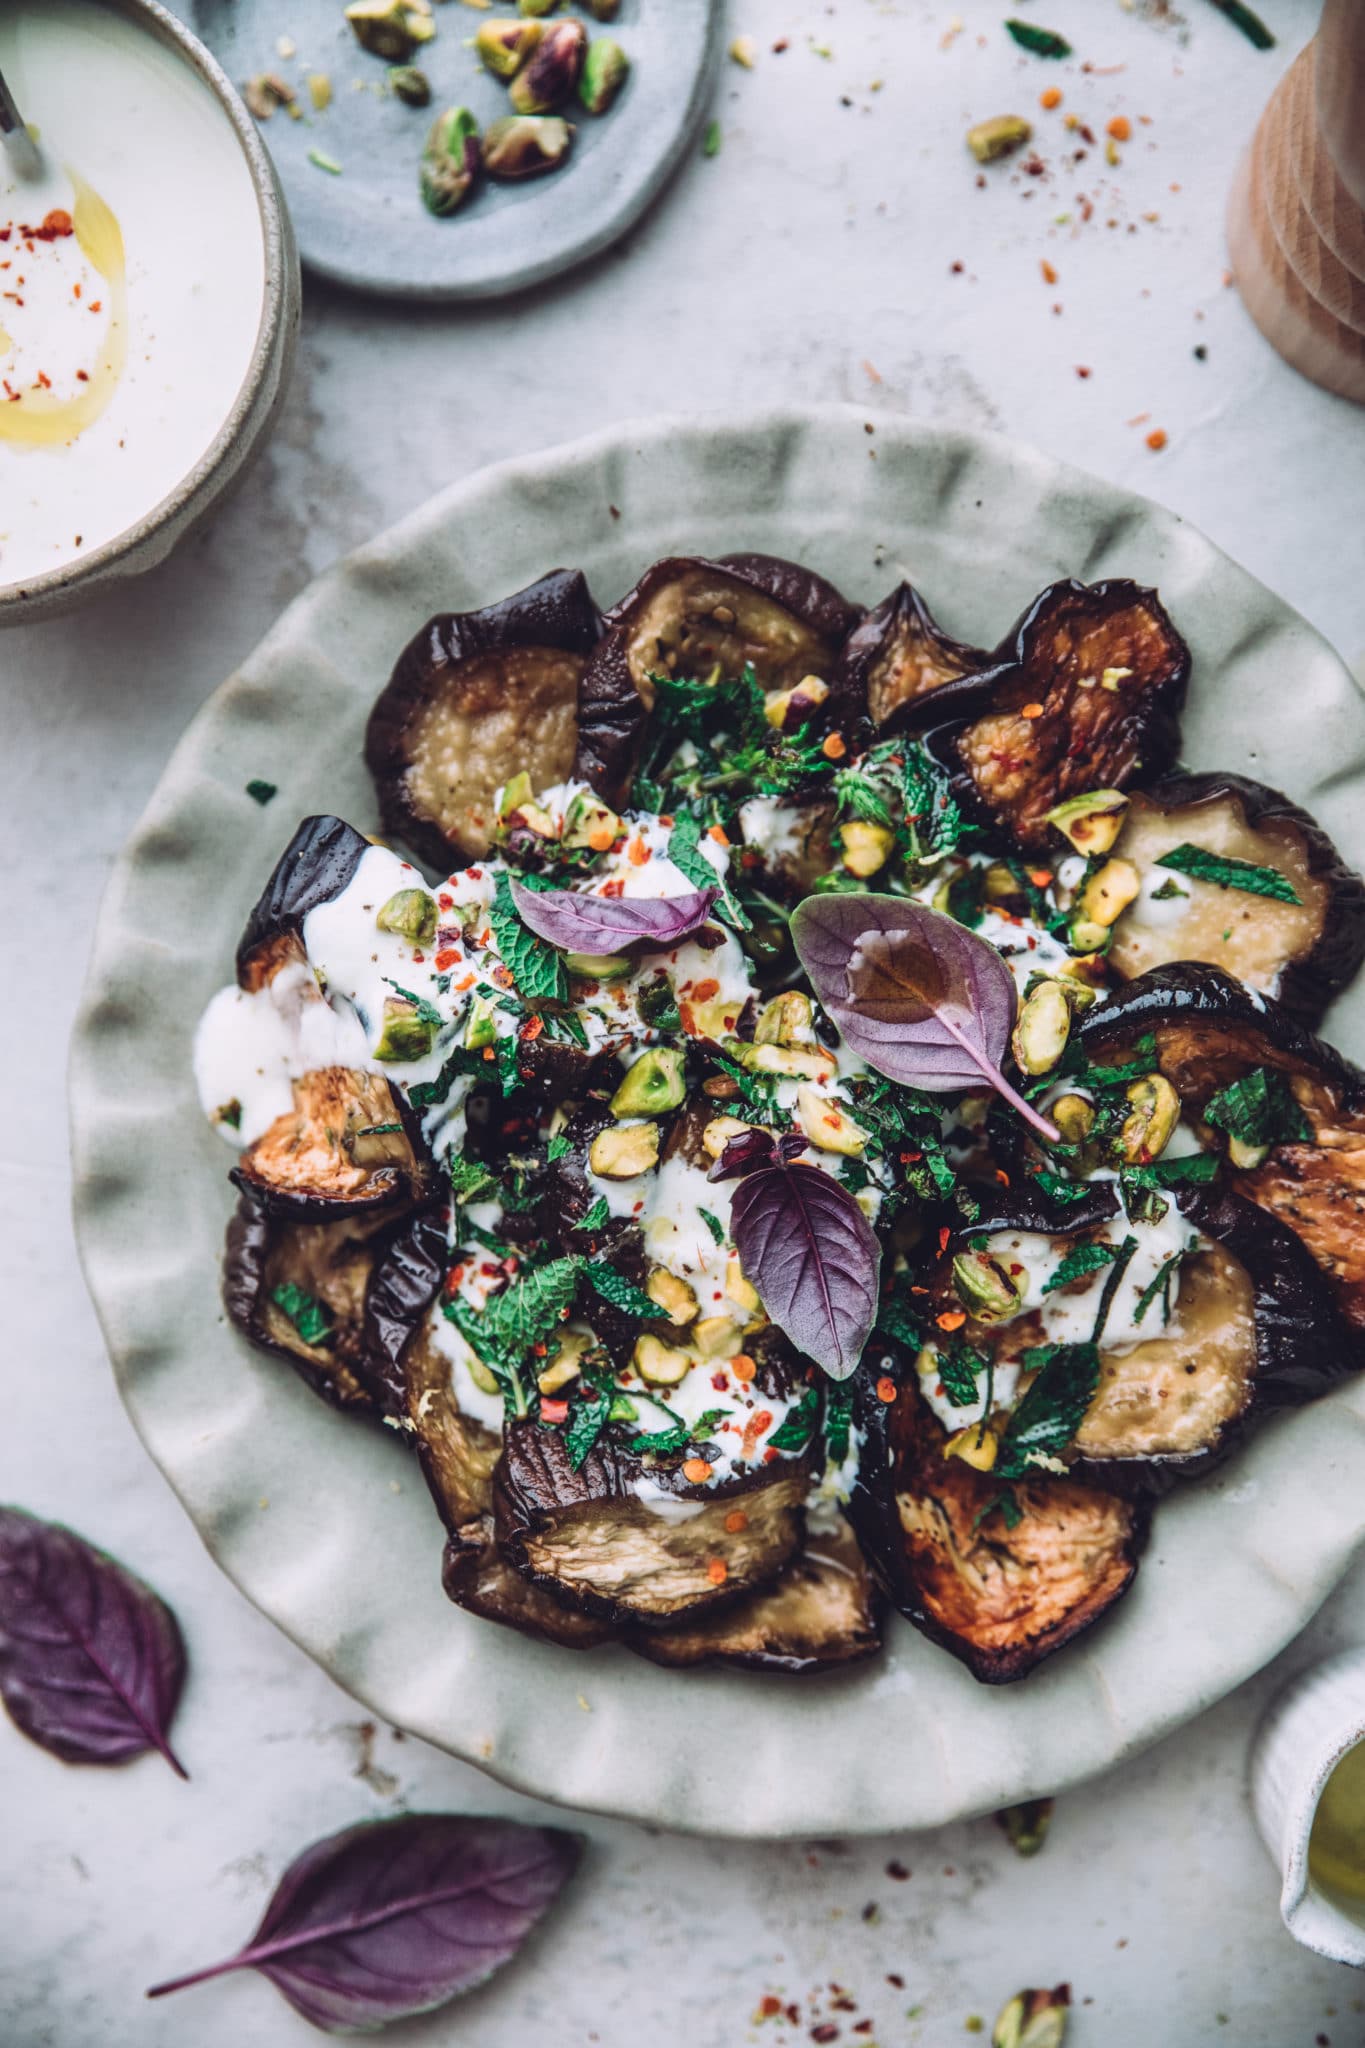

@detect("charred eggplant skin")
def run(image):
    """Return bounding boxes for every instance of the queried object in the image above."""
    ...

[847,1343,1148,1684]
[359,1205,449,1418]
[441,1519,615,1649]
[1107,771,1365,1026]
[366,568,603,872]
[223,1193,398,1415]
[895,579,1189,851]
[834,580,988,730]
[573,552,861,809]
[229,1067,432,1222]
[236,815,372,992]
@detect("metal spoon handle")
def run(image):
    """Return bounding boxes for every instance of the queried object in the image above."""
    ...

[0,63,44,180]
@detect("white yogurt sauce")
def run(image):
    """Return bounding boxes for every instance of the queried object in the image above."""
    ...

[0,2,266,589]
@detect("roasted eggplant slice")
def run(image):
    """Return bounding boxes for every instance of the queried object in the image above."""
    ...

[441,1519,615,1649]
[223,1194,403,1413]
[493,1420,810,1628]
[834,580,988,730]
[236,814,372,992]
[848,1350,1147,1683]
[365,569,603,871]
[573,553,861,808]
[893,580,1189,851]
[923,1181,1349,1492]
[1079,964,1365,1333]
[1102,772,1365,1024]
[626,1516,884,1674]
[230,1066,429,1219]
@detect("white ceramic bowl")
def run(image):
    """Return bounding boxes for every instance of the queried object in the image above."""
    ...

[0,0,299,626]
[1252,1651,1365,1966]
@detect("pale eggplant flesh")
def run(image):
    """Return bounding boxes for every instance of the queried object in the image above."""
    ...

[366,569,604,871]
[1104,771,1365,1026]
[834,579,988,729]
[230,1065,430,1219]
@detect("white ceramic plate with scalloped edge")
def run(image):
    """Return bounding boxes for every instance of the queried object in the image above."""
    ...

[69,407,1365,1838]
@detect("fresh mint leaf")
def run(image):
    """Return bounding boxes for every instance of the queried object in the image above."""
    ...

[448,1155,497,1205]
[408,1044,486,1108]
[1133,1252,1184,1327]
[574,1196,610,1235]
[1154,844,1300,904]
[1091,1235,1138,1344]
[482,1256,582,1365]
[699,1208,726,1246]
[546,1133,572,1162]
[245,778,278,806]
[1029,1168,1096,1206]
[489,872,569,1002]
[271,1283,333,1348]
[996,1342,1099,1477]
[972,1487,1023,1533]
[1120,1152,1219,1192]
[1204,1067,1311,1150]
[1150,877,1188,902]
[1042,1241,1119,1295]
[1084,1036,1160,1088]
[669,812,752,933]
[382,979,444,1030]
[767,1385,820,1452]
[1004,18,1072,57]
[823,1382,855,1465]
[833,767,895,828]
[584,1265,657,1318]
[564,1388,611,1470]
[936,1343,985,1408]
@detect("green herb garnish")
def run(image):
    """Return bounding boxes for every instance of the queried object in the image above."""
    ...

[1207,0,1275,51]
[996,1342,1100,1477]
[488,871,569,1002]
[1204,1067,1311,1150]
[1042,1240,1120,1295]
[574,1196,611,1235]
[699,1207,726,1246]
[1132,1252,1184,1327]
[768,1384,821,1452]
[972,1487,1023,1532]
[381,978,444,1030]
[583,1264,658,1318]
[669,812,752,932]
[1004,18,1072,57]
[1154,844,1300,904]
[245,779,278,806]
[271,1283,333,1348]
[1091,1235,1138,1344]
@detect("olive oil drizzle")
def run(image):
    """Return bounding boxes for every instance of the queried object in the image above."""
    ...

[0,168,126,448]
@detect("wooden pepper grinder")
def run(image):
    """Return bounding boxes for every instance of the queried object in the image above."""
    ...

[1226,0,1365,404]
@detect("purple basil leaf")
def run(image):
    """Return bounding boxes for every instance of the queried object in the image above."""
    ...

[147,1812,582,2033]
[510,878,719,955]
[730,1162,882,1381]
[791,894,1059,1142]
[707,1127,781,1182]
[0,1506,187,1777]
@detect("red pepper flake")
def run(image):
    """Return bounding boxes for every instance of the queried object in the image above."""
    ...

[741,1409,773,1459]
[75,370,89,383]
[937,1226,951,1254]
[875,1376,898,1404]
[1020,701,1045,719]
[759,1996,783,2018]
[821,732,847,760]
[1146,428,1168,451]
[762,1445,779,1463]
[518,1014,544,1042]
[710,1370,729,1390]
[691,977,720,1002]
[438,891,454,909]
[627,836,649,866]
[731,1354,757,1382]
[682,1456,713,1484]
[539,1397,569,1425]
[706,1557,729,1586]
[677,1001,697,1035]
[995,1167,1011,1186]
[88,300,102,313]
[491,964,514,988]
[724,1509,749,1533]
[1076,365,1092,379]
[435,948,460,971]
[600,877,626,899]
[481,1046,496,1062]
[936,1309,967,1331]
[1040,259,1059,285]
[1039,86,1063,109]
[811,2029,839,2044]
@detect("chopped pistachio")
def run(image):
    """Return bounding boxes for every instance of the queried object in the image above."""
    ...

[475,16,543,78]
[466,1353,501,1397]
[841,819,895,878]
[464,994,497,1050]
[244,73,296,120]
[729,34,759,68]
[764,674,829,728]
[996,1798,1055,1858]
[376,887,438,945]
[308,72,333,111]
[589,1121,660,1178]
[389,64,433,105]
[725,1252,763,1318]
[1010,981,1071,1076]
[484,112,573,179]
[579,37,629,115]
[795,1085,868,1157]
[735,1041,837,1083]
[693,1314,745,1358]
[647,1269,698,1326]
[1045,788,1129,855]
[702,118,722,158]
[565,951,632,979]
[421,105,481,216]
[992,1987,1070,2048]
[1071,857,1141,951]
[374,996,434,1062]
[952,1249,1025,1324]
[1120,1074,1181,1163]
[563,789,623,850]
[1050,1093,1095,1146]
[1227,1134,1271,1170]
[345,0,434,62]
[945,1422,999,1471]
[308,149,343,174]
[510,18,586,112]
[518,0,559,13]
[633,1333,692,1387]
[611,1047,686,1117]
[538,1332,592,1394]
[967,113,1032,163]
[754,989,813,1048]
[702,1114,753,1161]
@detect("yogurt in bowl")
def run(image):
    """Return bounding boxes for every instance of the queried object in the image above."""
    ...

[0,0,298,621]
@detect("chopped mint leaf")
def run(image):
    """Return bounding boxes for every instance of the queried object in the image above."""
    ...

[996,1342,1100,1477]
[1042,1240,1120,1295]
[669,812,752,932]
[767,1385,820,1452]
[245,779,277,806]
[584,1264,657,1318]
[699,1207,726,1246]
[1154,843,1300,904]
[575,1196,610,1234]
[271,1282,333,1348]
[1204,1067,1311,1150]
[546,1133,572,1162]
[489,871,569,1002]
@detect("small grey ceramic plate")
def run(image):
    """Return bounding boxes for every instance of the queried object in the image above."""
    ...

[71,409,1365,1838]
[186,0,722,300]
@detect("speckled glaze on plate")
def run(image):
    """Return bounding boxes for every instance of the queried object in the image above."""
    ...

[188,0,722,302]
[69,409,1365,1838]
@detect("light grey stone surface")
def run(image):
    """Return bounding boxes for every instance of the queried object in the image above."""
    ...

[4,2,1365,2042]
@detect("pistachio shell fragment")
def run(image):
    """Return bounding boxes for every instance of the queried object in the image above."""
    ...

[420,106,482,217]
[967,113,1032,164]
[484,113,573,180]
[509,19,586,113]
[579,37,630,115]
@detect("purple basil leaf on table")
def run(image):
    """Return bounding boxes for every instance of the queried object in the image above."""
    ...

[791,894,1059,1142]
[0,1505,187,1777]
[147,1812,583,2033]
[510,878,719,954]
[730,1161,882,1381]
